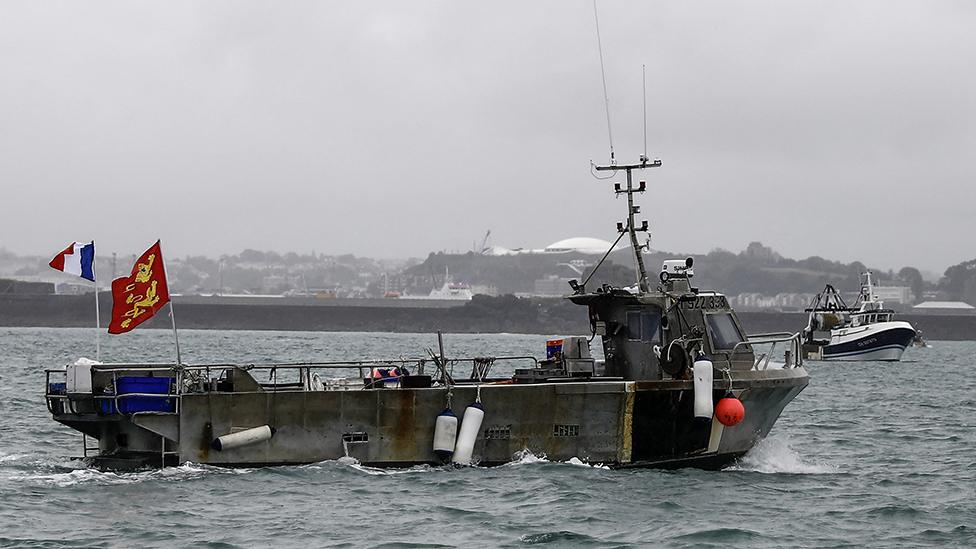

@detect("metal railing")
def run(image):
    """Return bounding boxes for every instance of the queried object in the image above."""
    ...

[44,369,67,414]
[44,355,541,416]
[734,332,804,370]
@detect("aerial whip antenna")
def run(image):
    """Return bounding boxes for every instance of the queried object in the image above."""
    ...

[642,63,648,162]
[593,0,615,165]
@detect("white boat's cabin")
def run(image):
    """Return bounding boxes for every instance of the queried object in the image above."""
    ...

[851,311,893,326]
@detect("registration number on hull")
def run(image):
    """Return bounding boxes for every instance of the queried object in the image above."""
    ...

[678,295,729,310]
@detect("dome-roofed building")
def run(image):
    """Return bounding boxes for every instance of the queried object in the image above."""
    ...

[543,237,624,255]
[480,236,628,256]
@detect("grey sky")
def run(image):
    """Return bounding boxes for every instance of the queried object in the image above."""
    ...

[1,1,972,273]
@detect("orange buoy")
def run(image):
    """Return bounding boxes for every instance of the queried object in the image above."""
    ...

[715,395,745,427]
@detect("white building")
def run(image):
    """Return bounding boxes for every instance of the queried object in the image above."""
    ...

[873,285,913,304]
[912,301,976,315]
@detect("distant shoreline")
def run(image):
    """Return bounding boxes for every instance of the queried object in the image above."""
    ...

[1,294,974,341]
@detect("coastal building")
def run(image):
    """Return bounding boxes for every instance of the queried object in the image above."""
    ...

[484,237,624,256]
[912,301,976,315]
[731,292,815,311]
[873,285,913,304]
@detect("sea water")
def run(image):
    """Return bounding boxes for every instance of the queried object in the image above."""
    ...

[0,327,973,548]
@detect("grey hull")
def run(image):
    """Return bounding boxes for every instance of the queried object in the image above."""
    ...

[54,367,808,471]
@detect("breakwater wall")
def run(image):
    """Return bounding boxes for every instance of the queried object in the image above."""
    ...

[1,294,974,340]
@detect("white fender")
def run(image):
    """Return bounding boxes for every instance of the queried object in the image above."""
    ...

[310,373,325,391]
[451,402,484,465]
[212,425,274,451]
[433,408,458,461]
[692,358,714,419]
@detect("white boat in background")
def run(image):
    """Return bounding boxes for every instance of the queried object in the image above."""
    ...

[803,271,917,361]
[426,281,473,300]
[401,267,473,301]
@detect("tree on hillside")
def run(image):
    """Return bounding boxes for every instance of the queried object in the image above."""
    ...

[940,259,976,303]
[740,242,781,265]
[898,266,924,303]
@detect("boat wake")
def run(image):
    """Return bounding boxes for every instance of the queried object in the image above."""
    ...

[8,461,252,487]
[729,435,837,474]
[503,450,610,469]
[331,456,437,476]
[320,450,611,475]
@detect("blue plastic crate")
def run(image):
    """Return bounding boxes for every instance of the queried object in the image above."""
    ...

[97,398,118,415]
[117,395,174,413]
[116,376,171,394]
[115,376,175,413]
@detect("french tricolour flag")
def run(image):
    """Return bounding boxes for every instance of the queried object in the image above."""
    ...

[49,242,96,282]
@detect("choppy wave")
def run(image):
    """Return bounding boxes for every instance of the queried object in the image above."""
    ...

[2,329,974,548]
[332,457,438,476]
[310,450,611,476]
[519,530,601,544]
[8,461,253,487]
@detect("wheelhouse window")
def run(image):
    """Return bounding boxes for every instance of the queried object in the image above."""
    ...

[706,312,745,351]
[627,311,641,340]
[627,309,662,343]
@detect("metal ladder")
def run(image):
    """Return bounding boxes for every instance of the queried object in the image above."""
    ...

[160,435,180,467]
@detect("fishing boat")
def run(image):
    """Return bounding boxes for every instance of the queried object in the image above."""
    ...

[44,157,809,470]
[802,271,917,361]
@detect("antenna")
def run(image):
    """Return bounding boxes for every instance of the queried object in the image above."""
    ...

[593,0,615,164]
[642,64,648,162]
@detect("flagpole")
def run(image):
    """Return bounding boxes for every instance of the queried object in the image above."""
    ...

[160,240,182,365]
[169,301,182,365]
[93,241,101,361]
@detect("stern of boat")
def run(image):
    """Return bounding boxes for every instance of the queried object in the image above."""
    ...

[45,363,181,470]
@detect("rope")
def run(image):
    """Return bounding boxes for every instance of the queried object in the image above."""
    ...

[590,162,617,180]
[471,357,495,381]
[666,339,681,362]
[723,368,733,391]
[581,224,629,289]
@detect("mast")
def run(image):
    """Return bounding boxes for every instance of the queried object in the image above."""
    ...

[593,157,661,293]
[862,270,875,301]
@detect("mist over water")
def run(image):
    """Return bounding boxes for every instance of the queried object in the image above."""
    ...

[1,328,974,547]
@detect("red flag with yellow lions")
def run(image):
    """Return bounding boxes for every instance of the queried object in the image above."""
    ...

[108,240,170,334]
